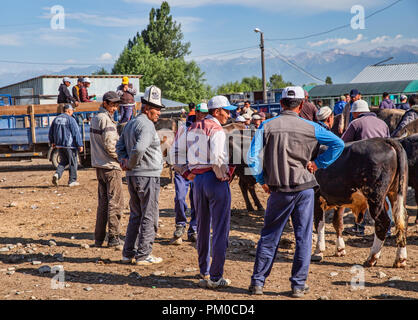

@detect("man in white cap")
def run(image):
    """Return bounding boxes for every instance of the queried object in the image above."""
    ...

[341,99,390,143]
[316,106,334,131]
[171,95,237,289]
[116,85,165,265]
[235,115,246,123]
[242,113,252,128]
[251,114,262,129]
[247,86,344,297]
[57,77,78,106]
[80,77,96,102]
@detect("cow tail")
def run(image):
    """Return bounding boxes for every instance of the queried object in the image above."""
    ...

[386,139,408,246]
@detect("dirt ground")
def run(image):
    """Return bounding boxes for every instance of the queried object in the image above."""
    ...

[0,159,417,301]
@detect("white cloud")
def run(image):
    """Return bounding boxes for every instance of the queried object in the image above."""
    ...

[370,34,405,44]
[308,34,364,47]
[0,34,23,47]
[99,53,113,62]
[123,0,381,13]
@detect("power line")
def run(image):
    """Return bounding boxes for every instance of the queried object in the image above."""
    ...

[268,48,326,83]
[0,59,103,66]
[265,0,403,42]
[189,45,259,59]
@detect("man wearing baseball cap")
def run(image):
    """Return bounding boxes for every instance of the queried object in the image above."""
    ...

[79,77,96,102]
[116,76,137,123]
[196,103,209,121]
[57,77,78,106]
[116,85,165,266]
[171,95,236,289]
[396,94,410,111]
[247,86,344,297]
[90,91,125,249]
[49,104,84,187]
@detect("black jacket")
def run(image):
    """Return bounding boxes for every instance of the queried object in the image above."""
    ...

[58,83,76,104]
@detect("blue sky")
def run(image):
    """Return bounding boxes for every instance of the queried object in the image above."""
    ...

[0,0,417,73]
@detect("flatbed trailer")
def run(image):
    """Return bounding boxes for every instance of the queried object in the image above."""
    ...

[0,102,108,168]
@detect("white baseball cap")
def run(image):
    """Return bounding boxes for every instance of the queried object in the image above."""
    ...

[252,114,262,120]
[63,77,71,83]
[141,85,165,109]
[208,95,237,111]
[242,114,251,120]
[350,99,370,113]
[196,103,209,113]
[83,77,91,83]
[281,86,305,99]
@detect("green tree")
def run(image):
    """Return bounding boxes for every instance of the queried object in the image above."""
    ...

[216,76,265,94]
[112,37,208,103]
[325,76,333,84]
[269,73,293,89]
[132,1,191,59]
[92,67,109,75]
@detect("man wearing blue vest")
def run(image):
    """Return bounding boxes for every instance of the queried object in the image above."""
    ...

[247,86,344,298]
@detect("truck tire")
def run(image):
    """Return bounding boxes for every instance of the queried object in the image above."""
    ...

[79,154,91,168]
[50,148,61,169]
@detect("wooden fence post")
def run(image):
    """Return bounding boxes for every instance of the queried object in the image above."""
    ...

[28,104,36,144]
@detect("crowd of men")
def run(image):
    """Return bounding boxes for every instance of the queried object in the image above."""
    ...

[48,76,418,297]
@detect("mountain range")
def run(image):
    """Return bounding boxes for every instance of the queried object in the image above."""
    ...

[0,45,417,89]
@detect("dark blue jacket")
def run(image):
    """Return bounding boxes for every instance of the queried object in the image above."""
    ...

[48,113,83,149]
[396,103,410,111]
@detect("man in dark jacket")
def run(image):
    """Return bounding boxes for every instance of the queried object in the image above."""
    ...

[247,86,344,297]
[116,76,137,123]
[57,77,78,106]
[49,104,84,187]
[396,95,410,111]
[379,92,395,109]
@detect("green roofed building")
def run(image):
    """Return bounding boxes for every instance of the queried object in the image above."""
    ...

[308,80,418,108]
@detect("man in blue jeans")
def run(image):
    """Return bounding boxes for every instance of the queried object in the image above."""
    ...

[247,86,344,298]
[49,104,83,187]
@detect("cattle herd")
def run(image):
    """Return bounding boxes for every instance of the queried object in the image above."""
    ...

[155,109,417,269]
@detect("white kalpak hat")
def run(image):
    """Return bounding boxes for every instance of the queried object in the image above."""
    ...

[141,85,165,109]
[351,99,370,113]
[317,106,333,121]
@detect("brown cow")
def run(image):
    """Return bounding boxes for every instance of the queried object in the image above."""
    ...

[370,107,405,133]
[224,122,264,212]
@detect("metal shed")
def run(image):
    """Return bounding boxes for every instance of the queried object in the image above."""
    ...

[0,75,142,105]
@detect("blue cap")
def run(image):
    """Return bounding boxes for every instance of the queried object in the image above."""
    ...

[350,89,360,97]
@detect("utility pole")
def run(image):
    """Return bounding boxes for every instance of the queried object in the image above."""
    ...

[255,28,267,104]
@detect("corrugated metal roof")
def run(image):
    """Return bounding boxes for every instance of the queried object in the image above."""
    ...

[309,81,414,98]
[0,74,142,90]
[351,63,418,83]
